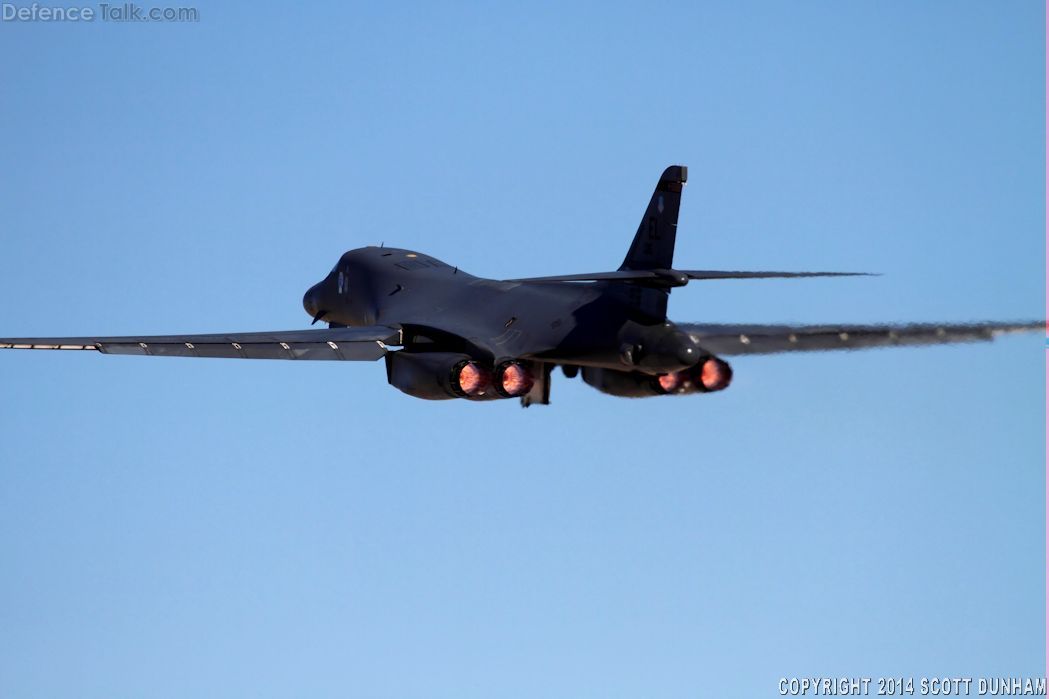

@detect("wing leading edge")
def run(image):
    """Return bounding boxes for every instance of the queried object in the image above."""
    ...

[0,326,403,361]
[680,321,1044,356]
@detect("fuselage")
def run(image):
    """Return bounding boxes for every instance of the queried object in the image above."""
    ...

[302,246,701,373]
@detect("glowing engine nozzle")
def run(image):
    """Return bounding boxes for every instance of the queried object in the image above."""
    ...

[452,360,491,397]
[656,372,686,394]
[496,361,534,397]
[697,357,733,392]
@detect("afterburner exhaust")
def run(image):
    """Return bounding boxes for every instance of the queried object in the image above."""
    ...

[452,360,492,397]
[656,372,685,394]
[650,355,733,395]
[495,361,535,397]
[697,357,732,392]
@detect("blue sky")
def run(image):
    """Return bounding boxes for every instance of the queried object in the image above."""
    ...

[0,2,1044,697]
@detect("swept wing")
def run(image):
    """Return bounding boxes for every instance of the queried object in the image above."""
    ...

[680,321,1043,356]
[0,326,403,361]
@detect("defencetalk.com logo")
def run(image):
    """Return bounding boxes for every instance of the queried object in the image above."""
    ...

[1,3,199,22]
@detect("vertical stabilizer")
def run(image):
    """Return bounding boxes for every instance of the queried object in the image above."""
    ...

[619,165,687,271]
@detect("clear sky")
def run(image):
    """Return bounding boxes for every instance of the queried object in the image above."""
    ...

[0,2,1044,697]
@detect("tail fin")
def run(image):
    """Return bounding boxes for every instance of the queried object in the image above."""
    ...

[619,165,687,271]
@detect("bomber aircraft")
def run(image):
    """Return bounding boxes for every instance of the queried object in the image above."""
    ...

[0,166,1042,406]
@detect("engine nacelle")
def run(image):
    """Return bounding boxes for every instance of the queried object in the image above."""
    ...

[386,351,499,400]
[581,356,733,398]
[581,366,676,398]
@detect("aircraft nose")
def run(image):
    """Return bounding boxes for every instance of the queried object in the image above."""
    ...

[303,284,322,318]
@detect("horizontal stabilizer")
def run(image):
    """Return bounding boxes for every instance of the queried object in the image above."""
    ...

[681,270,874,280]
[506,270,659,283]
[0,326,403,361]
[505,269,874,285]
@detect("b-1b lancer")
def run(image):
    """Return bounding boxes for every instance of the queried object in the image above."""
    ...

[1,166,1041,406]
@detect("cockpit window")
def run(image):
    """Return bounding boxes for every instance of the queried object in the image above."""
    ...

[395,259,445,271]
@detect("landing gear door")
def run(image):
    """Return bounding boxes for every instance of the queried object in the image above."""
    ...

[520,362,552,407]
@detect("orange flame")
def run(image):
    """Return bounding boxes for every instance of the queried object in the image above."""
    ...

[657,372,683,393]
[456,362,490,396]
[699,358,732,392]
[499,363,534,396]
